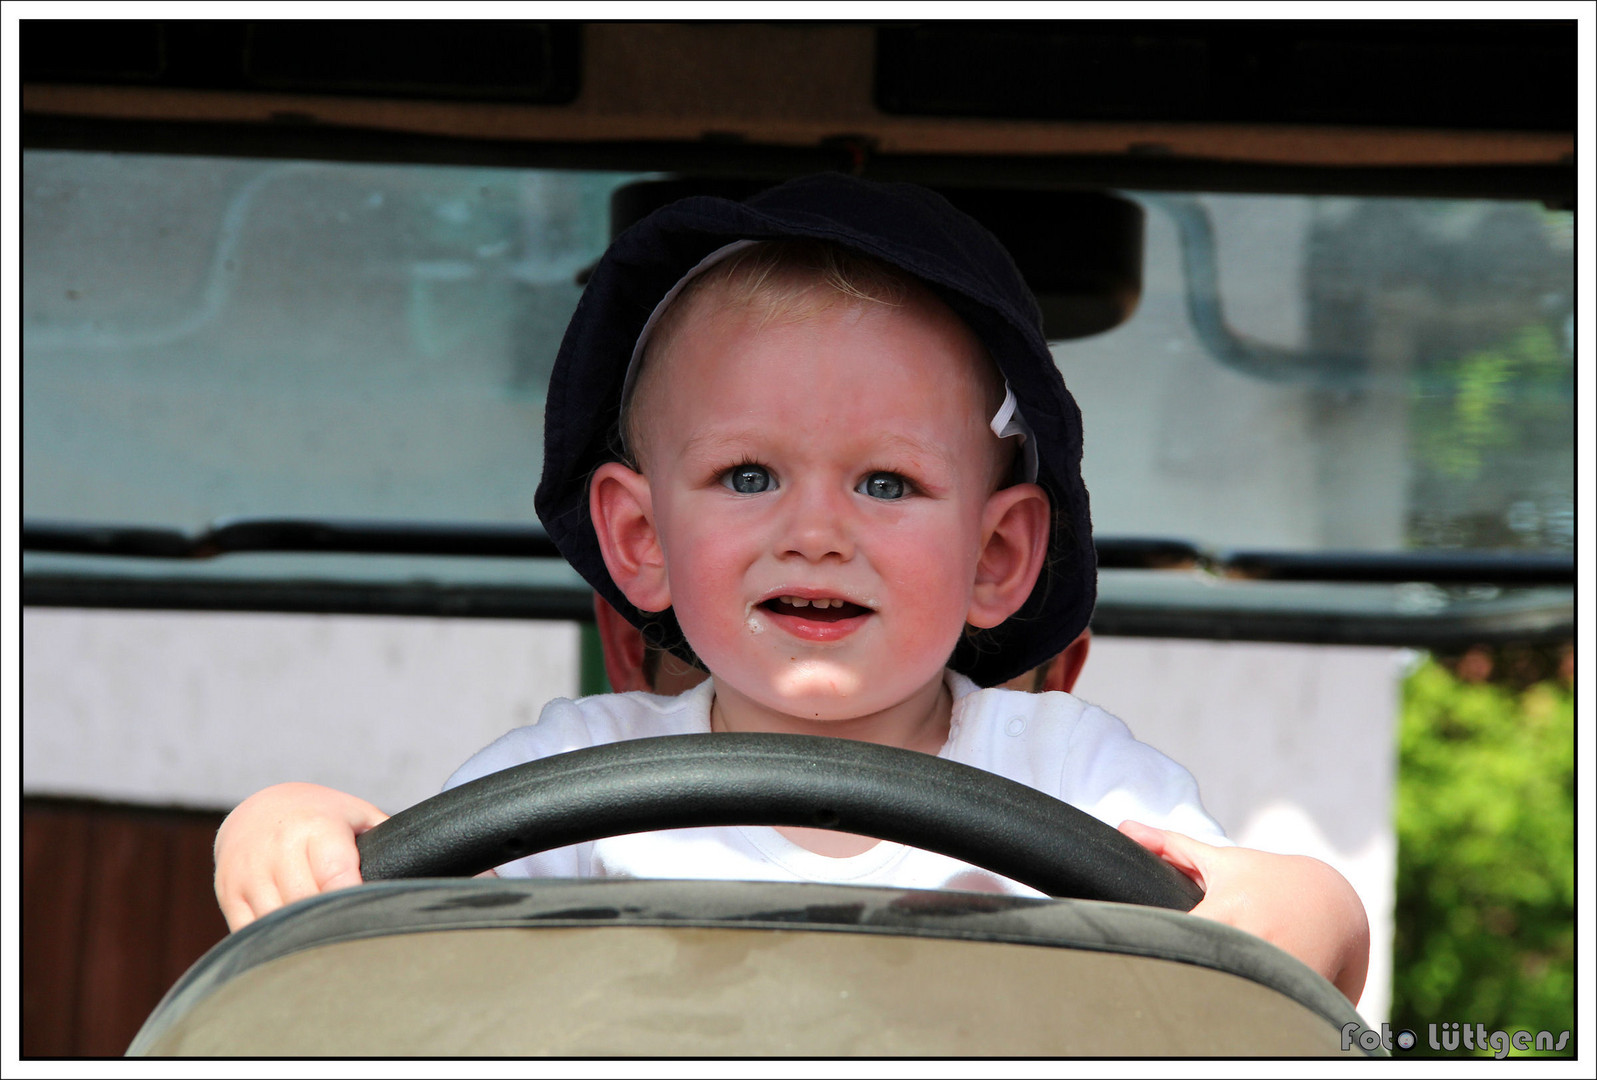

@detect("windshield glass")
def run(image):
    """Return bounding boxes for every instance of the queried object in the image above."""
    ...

[22,152,1574,605]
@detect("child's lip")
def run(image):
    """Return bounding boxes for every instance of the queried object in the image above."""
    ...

[755,591,873,642]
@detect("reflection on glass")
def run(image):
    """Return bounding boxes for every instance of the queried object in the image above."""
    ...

[23,153,642,529]
[1060,194,1572,555]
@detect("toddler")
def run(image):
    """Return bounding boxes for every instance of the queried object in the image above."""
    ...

[215,175,1369,1002]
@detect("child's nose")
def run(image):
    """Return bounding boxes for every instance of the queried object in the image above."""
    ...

[779,482,855,562]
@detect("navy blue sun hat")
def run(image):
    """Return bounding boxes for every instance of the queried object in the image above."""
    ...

[536,173,1096,687]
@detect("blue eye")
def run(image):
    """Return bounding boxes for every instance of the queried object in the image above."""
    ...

[858,472,907,500]
[723,464,774,494]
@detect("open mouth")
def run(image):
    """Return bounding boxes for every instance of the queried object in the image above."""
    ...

[761,596,872,623]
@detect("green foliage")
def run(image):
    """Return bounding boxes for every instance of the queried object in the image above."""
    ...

[1410,324,1569,483]
[1392,653,1574,1056]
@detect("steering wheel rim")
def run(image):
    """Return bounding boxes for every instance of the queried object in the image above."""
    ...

[356,733,1205,910]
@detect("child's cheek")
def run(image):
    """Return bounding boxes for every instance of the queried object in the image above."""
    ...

[667,524,755,659]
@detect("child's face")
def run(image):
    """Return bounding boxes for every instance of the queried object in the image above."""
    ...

[627,287,1012,723]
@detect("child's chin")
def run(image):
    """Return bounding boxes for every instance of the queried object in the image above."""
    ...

[767,660,866,704]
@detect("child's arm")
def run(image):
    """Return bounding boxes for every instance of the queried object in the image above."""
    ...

[213,782,389,932]
[1119,820,1371,1005]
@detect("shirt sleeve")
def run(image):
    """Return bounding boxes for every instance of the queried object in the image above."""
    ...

[1059,703,1232,846]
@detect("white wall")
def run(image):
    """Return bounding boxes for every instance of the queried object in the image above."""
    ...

[21,608,580,814]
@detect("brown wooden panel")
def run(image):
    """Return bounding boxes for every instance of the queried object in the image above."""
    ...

[20,804,91,1057]
[77,814,174,1055]
[162,817,230,991]
[21,799,229,1058]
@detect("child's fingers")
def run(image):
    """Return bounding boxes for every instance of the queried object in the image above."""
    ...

[268,842,328,911]
[1115,819,1166,852]
[221,867,286,932]
[305,824,367,893]
[1118,820,1209,889]
[217,884,266,932]
[264,818,371,911]
[214,837,282,931]
[321,801,389,891]
[223,830,361,932]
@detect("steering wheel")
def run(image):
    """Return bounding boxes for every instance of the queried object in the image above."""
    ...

[356,733,1205,910]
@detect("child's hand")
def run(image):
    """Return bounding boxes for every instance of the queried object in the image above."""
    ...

[214,782,388,932]
[1119,820,1371,1005]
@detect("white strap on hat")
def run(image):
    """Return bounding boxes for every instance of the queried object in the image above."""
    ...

[620,240,758,419]
[989,383,1040,483]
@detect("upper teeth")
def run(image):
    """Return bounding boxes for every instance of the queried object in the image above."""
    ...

[781,596,842,609]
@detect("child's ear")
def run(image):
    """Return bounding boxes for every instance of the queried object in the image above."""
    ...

[967,483,1050,629]
[589,461,672,614]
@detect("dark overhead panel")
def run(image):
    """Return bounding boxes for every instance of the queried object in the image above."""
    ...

[21,20,582,103]
[876,22,1576,132]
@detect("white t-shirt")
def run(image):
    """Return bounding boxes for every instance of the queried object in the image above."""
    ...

[443,670,1227,897]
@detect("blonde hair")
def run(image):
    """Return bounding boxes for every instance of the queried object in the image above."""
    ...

[622,240,1006,469]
